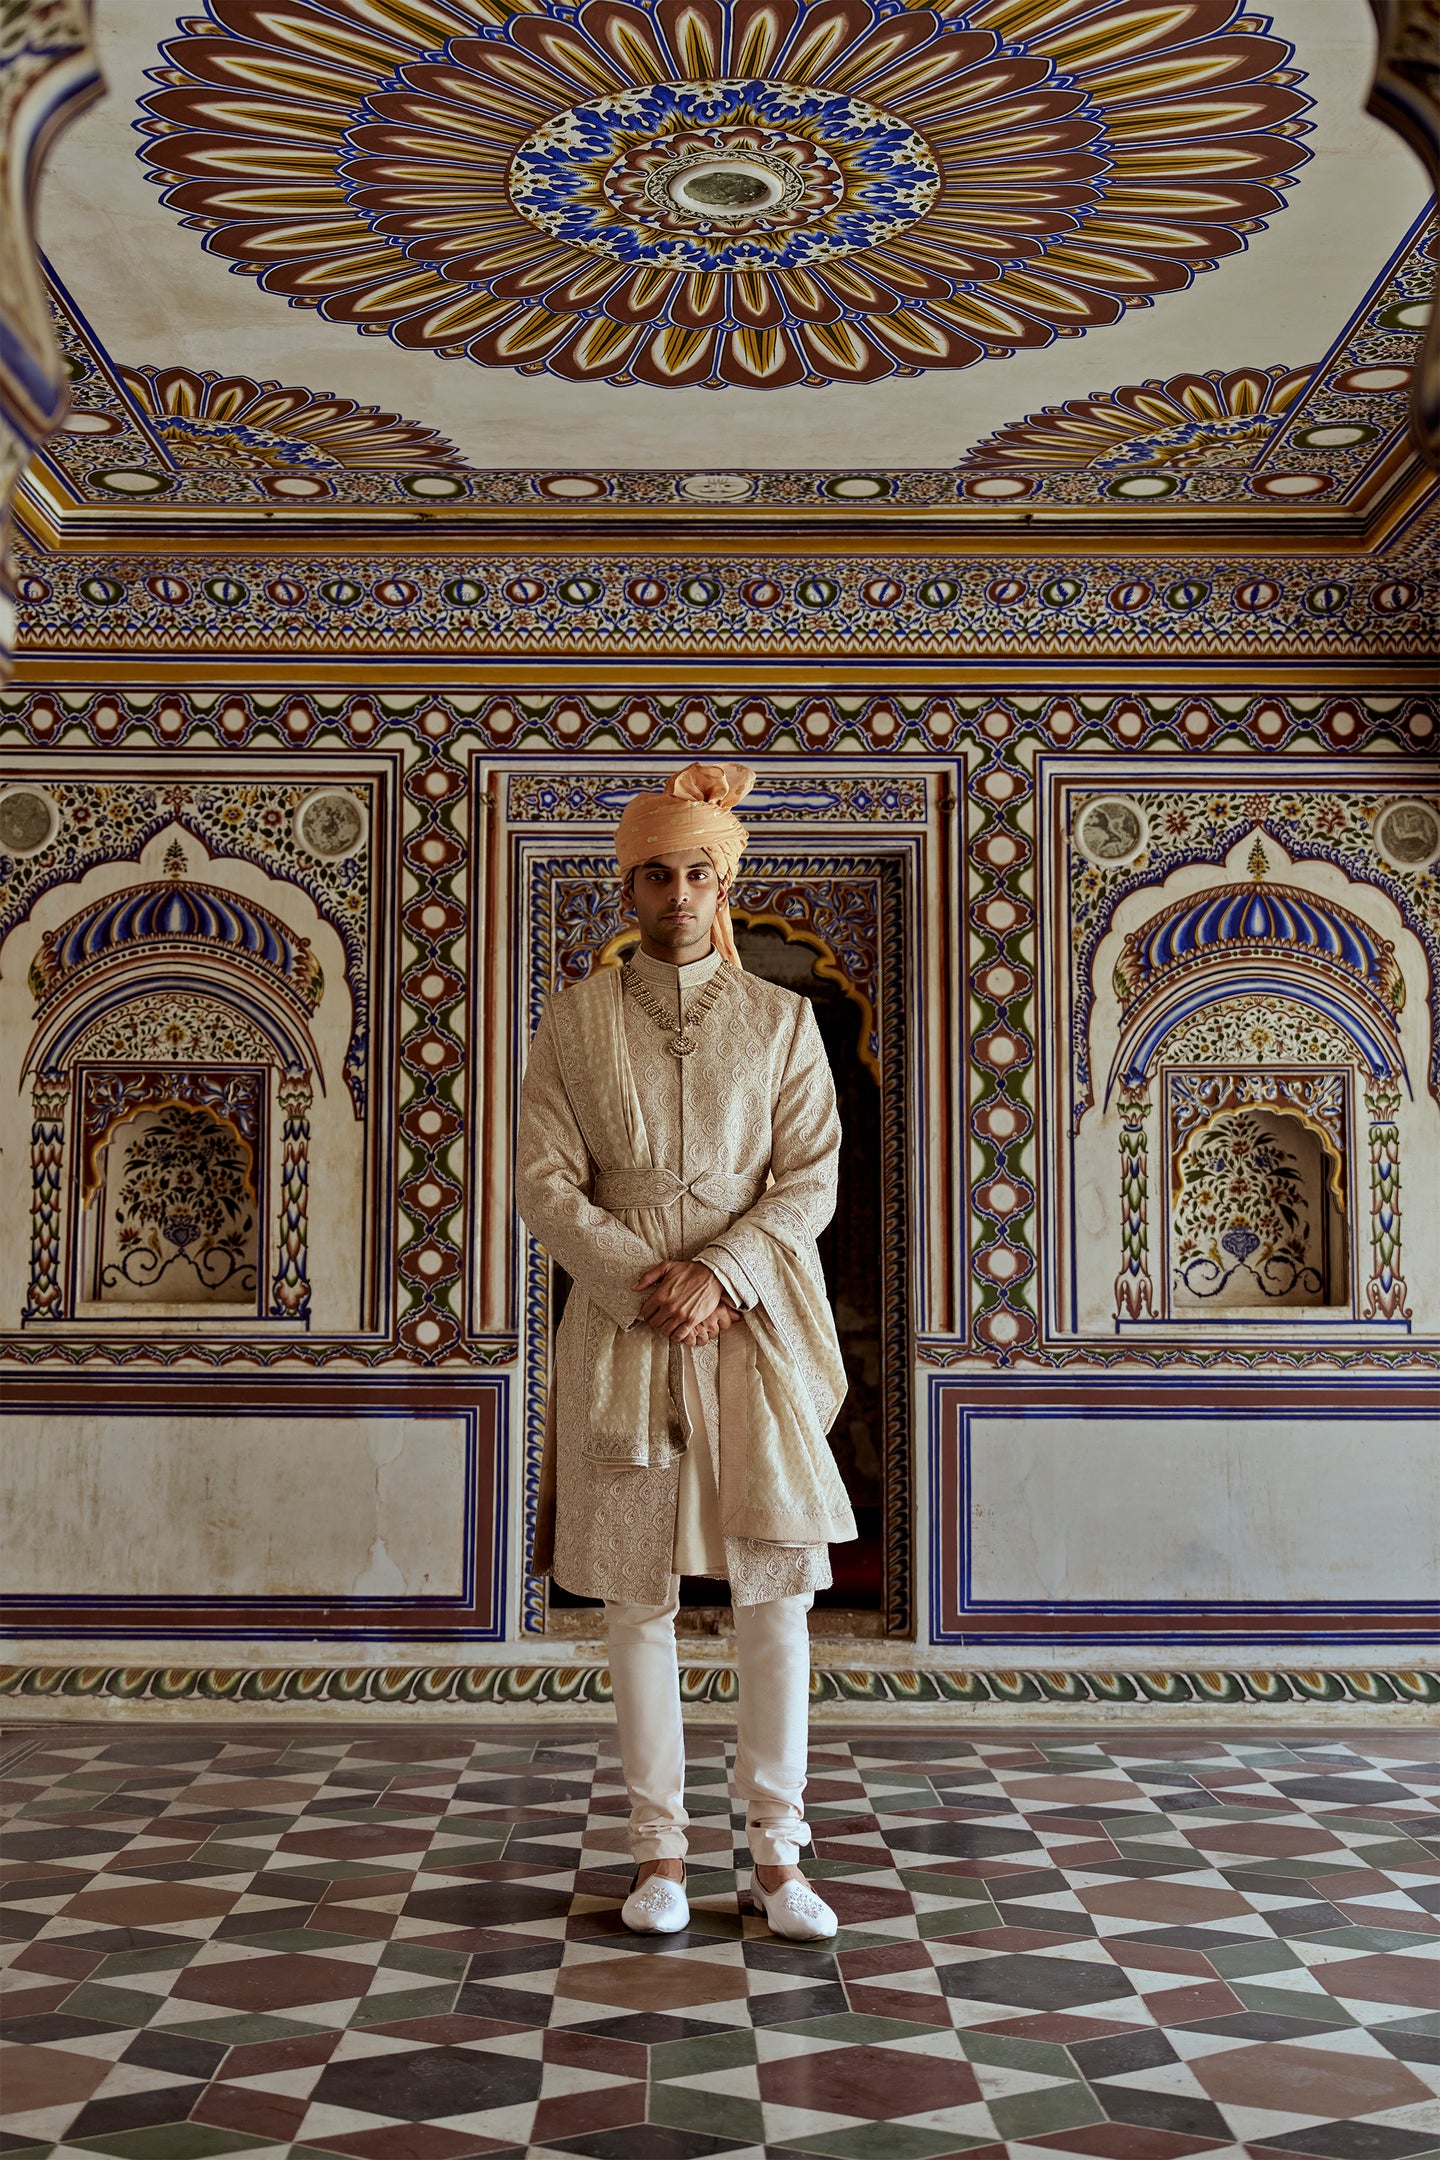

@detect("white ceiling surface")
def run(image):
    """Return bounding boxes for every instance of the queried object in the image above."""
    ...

[38,0,1431,472]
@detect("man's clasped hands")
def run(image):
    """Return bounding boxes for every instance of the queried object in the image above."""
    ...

[631,1260,736,1348]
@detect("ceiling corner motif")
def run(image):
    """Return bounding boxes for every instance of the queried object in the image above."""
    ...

[24,215,1436,529]
[957,362,1318,493]
[133,0,1315,392]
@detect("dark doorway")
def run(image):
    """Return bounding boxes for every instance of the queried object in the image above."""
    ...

[545,857,909,1637]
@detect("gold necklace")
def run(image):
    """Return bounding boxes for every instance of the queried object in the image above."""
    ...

[622,961,727,1057]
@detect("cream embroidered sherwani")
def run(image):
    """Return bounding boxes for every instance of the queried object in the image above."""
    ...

[516,948,854,1607]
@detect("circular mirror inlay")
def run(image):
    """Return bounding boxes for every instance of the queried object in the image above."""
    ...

[1075,796,1148,867]
[667,159,787,216]
[294,789,367,860]
[0,786,59,856]
[1373,798,1440,873]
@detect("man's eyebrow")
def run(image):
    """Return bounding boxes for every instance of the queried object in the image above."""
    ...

[638,856,712,868]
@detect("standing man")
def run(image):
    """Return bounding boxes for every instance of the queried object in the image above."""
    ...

[517,763,855,1943]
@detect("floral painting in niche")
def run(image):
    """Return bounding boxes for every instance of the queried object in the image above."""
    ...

[1170,1107,1346,1311]
[95,1105,258,1305]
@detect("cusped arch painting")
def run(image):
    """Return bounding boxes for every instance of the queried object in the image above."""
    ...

[138,0,1313,388]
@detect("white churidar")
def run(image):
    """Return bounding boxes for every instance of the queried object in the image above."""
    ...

[605,1577,816,1865]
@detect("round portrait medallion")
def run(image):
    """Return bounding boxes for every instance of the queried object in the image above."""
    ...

[294,789,367,861]
[1373,797,1440,873]
[0,786,60,856]
[1075,796,1148,867]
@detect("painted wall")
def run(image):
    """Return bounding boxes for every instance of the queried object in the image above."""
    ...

[1,688,1436,1687]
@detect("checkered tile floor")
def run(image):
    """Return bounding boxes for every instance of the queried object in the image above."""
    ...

[2,1726,1437,2160]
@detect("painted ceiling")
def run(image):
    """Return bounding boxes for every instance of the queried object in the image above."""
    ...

[21,0,1435,537]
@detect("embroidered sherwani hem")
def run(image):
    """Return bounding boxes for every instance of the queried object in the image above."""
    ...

[516,947,854,1609]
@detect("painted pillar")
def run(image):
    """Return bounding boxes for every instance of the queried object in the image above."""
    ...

[1113,1078,1154,1320]
[1364,1077,1410,1320]
[25,1074,70,1320]
[271,1073,312,1321]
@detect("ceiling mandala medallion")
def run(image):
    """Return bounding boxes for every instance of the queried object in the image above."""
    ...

[138,0,1314,391]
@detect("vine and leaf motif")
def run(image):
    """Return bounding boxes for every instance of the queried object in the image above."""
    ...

[104,1105,257,1298]
[1172,1110,1322,1302]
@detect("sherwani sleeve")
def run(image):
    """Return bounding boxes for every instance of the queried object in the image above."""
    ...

[698,994,839,1299]
[515,1001,654,1330]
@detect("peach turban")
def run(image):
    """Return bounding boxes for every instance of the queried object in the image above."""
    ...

[615,763,755,967]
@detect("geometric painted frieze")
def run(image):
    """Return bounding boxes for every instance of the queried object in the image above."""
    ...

[3,689,1434,762]
[12,542,1436,661]
[0,1659,1434,1707]
[506,769,928,825]
[137,0,1312,392]
[3,691,1436,762]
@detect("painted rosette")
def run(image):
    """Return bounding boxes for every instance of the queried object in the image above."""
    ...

[138,0,1314,389]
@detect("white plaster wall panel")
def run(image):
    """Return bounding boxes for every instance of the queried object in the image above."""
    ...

[0,1413,467,1597]
[967,1415,1440,1605]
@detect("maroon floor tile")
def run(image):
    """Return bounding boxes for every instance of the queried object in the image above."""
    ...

[278,1823,432,1862]
[173,1950,375,2010]
[1316,1951,1440,2006]
[1106,1941,1217,1980]
[760,2041,984,2116]
[10,1940,106,1980]
[846,1981,954,2025]
[1028,2127,1231,2157]
[369,2014,530,2044]
[0,2042,114,2113]
[980,2010,1145,2043]
[836,1941,935,1979]
[193,2079,312,2140]
[309,2124,515,2158]
[542,2027,651,2077]
[531,2079,648,2140]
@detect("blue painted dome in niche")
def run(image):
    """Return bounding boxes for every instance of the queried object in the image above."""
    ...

[1116,870,1404,1012]
[31,873,322,1009]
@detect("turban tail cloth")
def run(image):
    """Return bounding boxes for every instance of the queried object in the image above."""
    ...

[614,763,755,967]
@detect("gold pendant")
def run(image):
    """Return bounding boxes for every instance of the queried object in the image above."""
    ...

[670,1033,696,1057]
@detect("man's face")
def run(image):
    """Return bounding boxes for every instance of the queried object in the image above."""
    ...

[627,849,724,958]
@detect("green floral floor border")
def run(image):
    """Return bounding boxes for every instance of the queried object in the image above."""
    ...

[1,1663,1434,1710]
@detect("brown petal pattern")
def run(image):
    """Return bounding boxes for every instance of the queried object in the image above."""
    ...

[138,0,1315,387]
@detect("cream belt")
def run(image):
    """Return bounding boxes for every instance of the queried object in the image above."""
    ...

[592,1167,765,1214]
